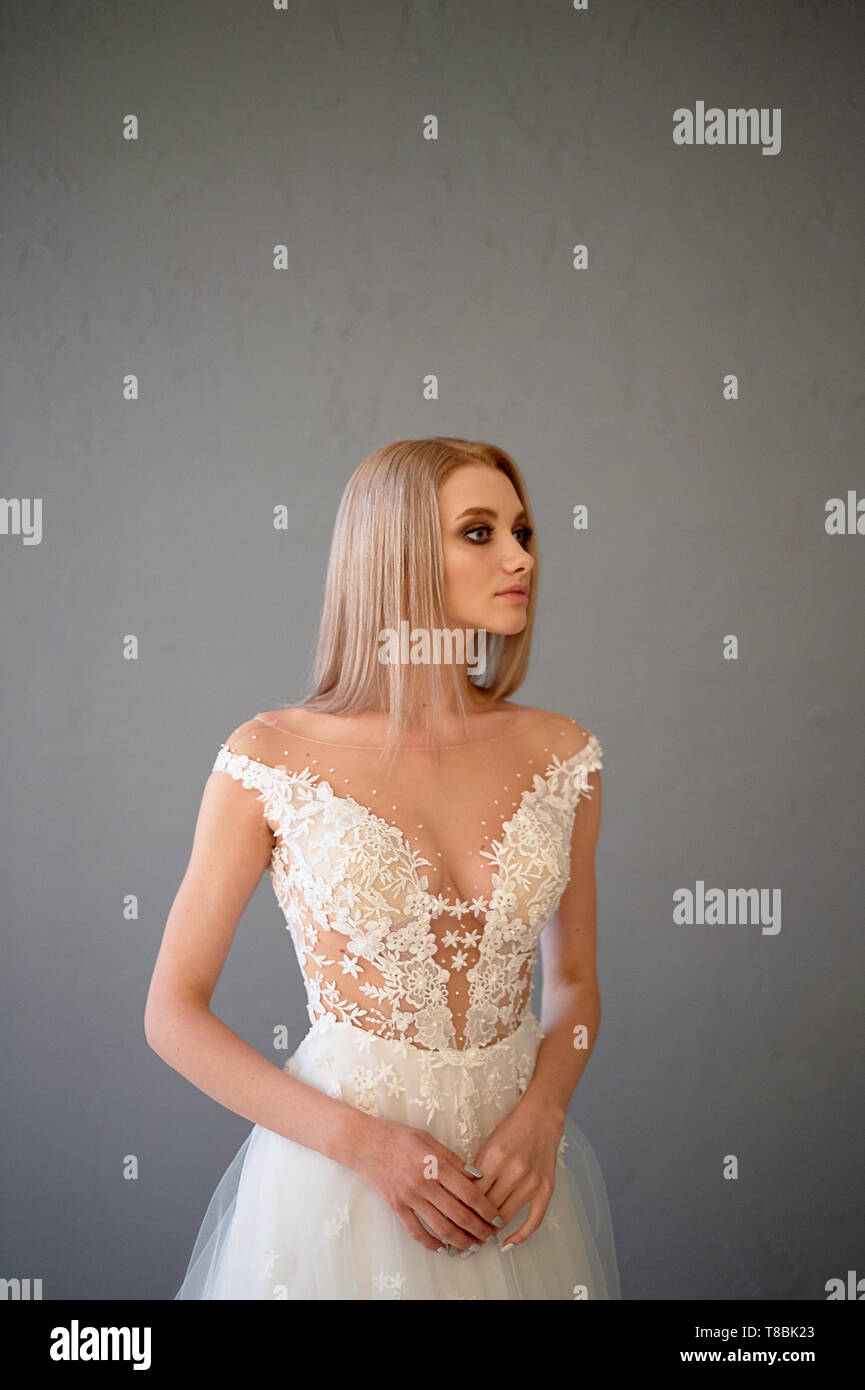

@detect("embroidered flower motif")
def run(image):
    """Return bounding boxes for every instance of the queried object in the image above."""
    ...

[372,1270,407,1299]
[496,890,519,916]
[324,1204,350,1240]
[374,1060,407,1099]
[351,1065,380,1114]
[340,954,363,979]
[479,1064,504,1104]
[516,1052,533,1093]
[413,1004,454,1051]
[464,1003,499,1049]
[410,1065,444,1123]
[389,1008,415,1036]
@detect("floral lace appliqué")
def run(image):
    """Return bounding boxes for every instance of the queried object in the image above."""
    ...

[212,728,602,1058]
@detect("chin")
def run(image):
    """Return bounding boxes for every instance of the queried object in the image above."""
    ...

[447,605,528,635]
[480,612,528,636]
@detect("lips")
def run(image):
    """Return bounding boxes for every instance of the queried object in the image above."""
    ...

[496,588,528,597]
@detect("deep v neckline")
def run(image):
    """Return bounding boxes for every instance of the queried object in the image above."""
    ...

[219,739,597,917]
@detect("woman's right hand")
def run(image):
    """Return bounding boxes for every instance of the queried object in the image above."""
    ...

[350,1114,505,1253]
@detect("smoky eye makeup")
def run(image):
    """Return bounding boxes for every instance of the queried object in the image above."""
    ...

[461,521,534,545]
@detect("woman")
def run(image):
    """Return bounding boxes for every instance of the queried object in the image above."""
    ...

[145,436,621,1299]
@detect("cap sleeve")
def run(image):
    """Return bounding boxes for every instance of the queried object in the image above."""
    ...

[541,716,603,805]
[210,720,292,838]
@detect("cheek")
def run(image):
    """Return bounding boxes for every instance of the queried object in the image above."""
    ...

[444,543,483,593]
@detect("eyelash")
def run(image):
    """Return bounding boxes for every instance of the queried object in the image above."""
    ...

[463,524,534,547]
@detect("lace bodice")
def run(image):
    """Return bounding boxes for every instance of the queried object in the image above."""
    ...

[211,710,602,1054]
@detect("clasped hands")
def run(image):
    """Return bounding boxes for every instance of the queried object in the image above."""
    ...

[355,1091,564,1256]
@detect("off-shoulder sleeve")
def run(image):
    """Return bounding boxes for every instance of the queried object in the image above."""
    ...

[542,719,603,807]
[573,728,603,774]
[210,722,293,838]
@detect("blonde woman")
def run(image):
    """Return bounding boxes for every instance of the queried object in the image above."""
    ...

[146,437,621,1300]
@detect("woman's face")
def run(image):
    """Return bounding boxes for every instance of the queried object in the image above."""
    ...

[437,463,535,634]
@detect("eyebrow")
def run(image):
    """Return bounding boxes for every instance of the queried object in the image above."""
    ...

[452,505,529,524]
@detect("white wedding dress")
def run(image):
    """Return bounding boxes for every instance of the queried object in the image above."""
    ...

[174,710,621,1300]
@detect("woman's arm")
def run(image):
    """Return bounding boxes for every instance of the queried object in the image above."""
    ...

[143,762,505,1252]
[526,767,604,1120]
[143,767,372,1170]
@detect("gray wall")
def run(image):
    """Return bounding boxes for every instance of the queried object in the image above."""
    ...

[1,0,862,1301]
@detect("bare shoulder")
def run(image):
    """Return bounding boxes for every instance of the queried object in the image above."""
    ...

[544,707,591,737]
[220,715,277,755]
[501,700,584,730]
[252,705,385,743]
[520,705,599,756]
[251,705,310,737]
[494,699,558,727]
[479,699,589,744]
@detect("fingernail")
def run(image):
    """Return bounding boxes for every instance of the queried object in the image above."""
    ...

[500,1242,514,1252]
[435,1245,448,1254]
[463,1163,483,1178]
[459,1244,480,1259]
[491,1216,504,1227]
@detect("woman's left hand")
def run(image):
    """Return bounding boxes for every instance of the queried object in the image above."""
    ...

[467,1094,565,1249]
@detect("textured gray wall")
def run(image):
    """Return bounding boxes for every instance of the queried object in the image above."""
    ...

[1,0,862,1301]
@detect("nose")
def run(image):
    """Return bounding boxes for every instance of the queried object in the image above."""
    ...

[506,543,533,572]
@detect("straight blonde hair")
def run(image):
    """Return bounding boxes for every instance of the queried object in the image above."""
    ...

[298,436,539,765]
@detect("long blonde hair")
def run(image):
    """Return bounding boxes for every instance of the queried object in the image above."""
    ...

[298,436,539,764]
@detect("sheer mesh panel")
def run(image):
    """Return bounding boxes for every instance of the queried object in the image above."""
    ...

[212,710,601,1052]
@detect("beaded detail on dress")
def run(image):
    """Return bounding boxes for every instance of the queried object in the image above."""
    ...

[211,711,602,1054]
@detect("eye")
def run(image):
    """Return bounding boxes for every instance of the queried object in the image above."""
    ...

[462,523,534,546]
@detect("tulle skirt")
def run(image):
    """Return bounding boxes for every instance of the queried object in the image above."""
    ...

[174,1012,621,1300]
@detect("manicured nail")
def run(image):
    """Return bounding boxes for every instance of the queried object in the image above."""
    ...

[500,1242,514,1252]
[492,1216,504,1227]
[464,1163,483,1178]
[460,1244,480,1258]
